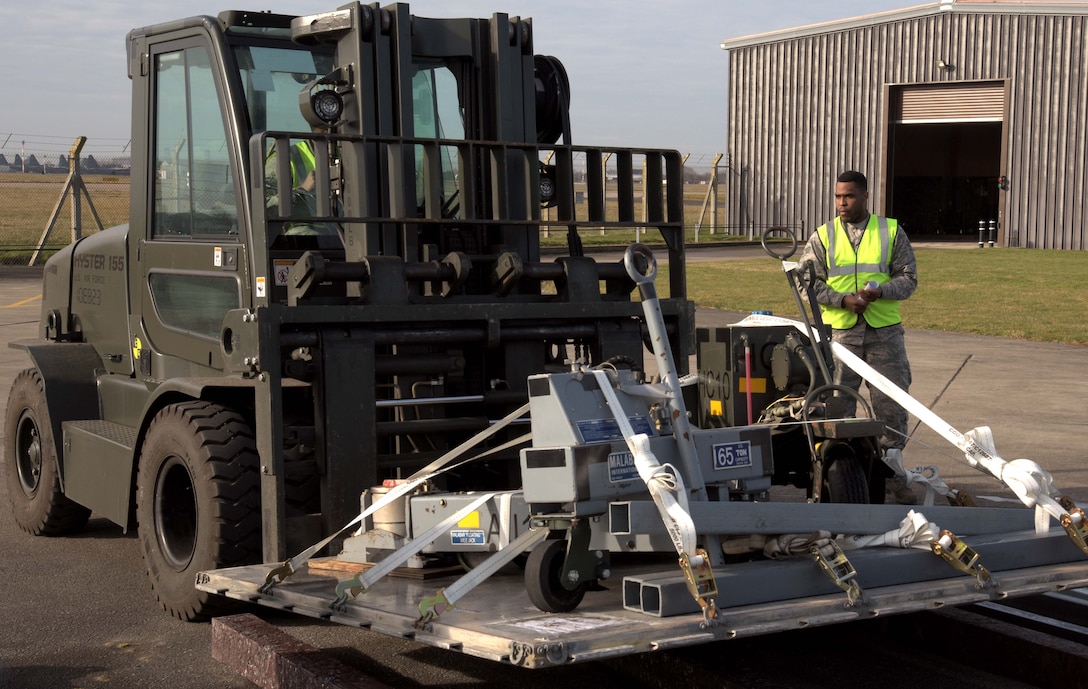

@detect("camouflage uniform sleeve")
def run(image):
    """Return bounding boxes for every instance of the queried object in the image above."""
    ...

[799,229,848,307]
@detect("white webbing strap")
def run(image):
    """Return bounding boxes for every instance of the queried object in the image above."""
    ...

[629,433,698,557]
[830,342,1065,533]
[589,371,699,559]
[837,509,942,551]
[416,525,552,626]
[331,491,497,609]
[731,314,1068,534]
[765,511,941,558]
[261,403,531,590]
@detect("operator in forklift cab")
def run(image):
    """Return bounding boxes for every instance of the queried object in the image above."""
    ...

[800,170,920,505]
[264,137,338,237]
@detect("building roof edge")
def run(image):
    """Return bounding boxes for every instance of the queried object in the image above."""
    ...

[720,1,1088,51]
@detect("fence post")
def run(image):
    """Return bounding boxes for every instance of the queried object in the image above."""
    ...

[710,153,721,236]
[30,136,105,266]
[693,153,723,242]
[600,152,611,236]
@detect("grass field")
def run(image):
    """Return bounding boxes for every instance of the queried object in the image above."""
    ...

[668,248,1088,346]
[0,174,735,242]
[0,172,130,255]
[2,173,1084,346]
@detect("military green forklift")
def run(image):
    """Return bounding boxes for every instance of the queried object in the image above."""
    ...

[8,2,1088,669]
[5,2,694,622]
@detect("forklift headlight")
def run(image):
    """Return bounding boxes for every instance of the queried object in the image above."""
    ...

[299,67,352,130]
[539,163,557,208]
[310,89,344,125]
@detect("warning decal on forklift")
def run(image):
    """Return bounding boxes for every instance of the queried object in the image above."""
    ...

[713,440,753,470]
[450,529,485,545]
[273,259,295,286]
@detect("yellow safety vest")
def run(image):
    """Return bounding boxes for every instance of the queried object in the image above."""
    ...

[816,215,901,329]
[265,140,316,187]
[289,141,316,186]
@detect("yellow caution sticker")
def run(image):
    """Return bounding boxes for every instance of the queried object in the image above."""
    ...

[709,399,723,416]
[132,336,142,361]
[738,378,767,394]
[457,511,481,529]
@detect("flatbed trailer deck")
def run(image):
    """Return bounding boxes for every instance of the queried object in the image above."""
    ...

[199,502,1088,668]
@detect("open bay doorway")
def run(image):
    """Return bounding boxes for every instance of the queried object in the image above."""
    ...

[884,82,1007,242]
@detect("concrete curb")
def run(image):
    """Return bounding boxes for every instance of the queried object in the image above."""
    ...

[212,614,390,689]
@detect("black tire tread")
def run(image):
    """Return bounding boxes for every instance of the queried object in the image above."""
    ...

[4,368,91,535]
[137,401,260,621]
[823,456,870,504]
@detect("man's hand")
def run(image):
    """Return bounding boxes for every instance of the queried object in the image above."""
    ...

[842,293,869,314]
[858,283,882,302]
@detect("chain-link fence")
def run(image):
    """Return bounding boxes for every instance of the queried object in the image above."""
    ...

[0,135,130,266]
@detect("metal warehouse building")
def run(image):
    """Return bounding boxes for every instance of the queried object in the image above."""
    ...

[720,0,1088,249]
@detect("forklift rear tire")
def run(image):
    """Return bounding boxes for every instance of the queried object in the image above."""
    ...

[136,401,260,621]
[4,368,91,535]
[822,456,870,504]
[525,538,588,613]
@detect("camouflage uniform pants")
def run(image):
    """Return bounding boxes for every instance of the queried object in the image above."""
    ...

[831,320,911,451]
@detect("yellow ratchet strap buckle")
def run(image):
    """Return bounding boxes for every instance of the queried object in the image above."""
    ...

[680,548,718,600]
[931,529,992,587]
[416,589,454,629]
[679,549,719,626]
[259,561,294,594]
[1059,496,1088,557]
[810,540,862,606]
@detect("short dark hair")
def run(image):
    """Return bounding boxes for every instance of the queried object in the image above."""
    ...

[837,170,868,190]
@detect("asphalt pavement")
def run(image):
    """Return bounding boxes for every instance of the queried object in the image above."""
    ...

[0,248,1085,688]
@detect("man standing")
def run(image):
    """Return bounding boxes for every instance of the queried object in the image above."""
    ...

[800,170,919,504]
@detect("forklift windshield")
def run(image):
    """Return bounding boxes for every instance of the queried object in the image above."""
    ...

[234,41,467,222]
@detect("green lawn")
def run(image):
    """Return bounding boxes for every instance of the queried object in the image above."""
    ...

[670,248,1088,346]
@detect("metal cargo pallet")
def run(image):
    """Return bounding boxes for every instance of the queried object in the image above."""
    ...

[198,520,1088,668]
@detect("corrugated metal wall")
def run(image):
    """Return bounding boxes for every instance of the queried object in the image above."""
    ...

[726,10,1088,249]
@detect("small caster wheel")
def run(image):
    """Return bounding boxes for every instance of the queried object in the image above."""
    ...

[525,539,589,613]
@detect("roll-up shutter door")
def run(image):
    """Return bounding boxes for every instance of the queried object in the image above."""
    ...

[892,81,1005,123]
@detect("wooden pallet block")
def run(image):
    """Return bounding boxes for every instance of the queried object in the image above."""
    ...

[307,557,465,580]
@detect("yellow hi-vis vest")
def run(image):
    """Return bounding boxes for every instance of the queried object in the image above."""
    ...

[289,141,316,186]
[816,215,901,330]
[266,140,316,187]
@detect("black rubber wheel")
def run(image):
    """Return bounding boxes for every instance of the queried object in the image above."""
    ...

[4,368,91,535]
[136,401,260,621]
[524,538,589,613]
[822,456,870,504]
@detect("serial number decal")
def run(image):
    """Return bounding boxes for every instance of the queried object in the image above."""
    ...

[75,287,102,306]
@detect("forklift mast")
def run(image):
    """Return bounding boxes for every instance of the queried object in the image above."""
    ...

[115,3,692,562]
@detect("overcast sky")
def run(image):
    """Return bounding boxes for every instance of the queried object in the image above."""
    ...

[0,0,916,165]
